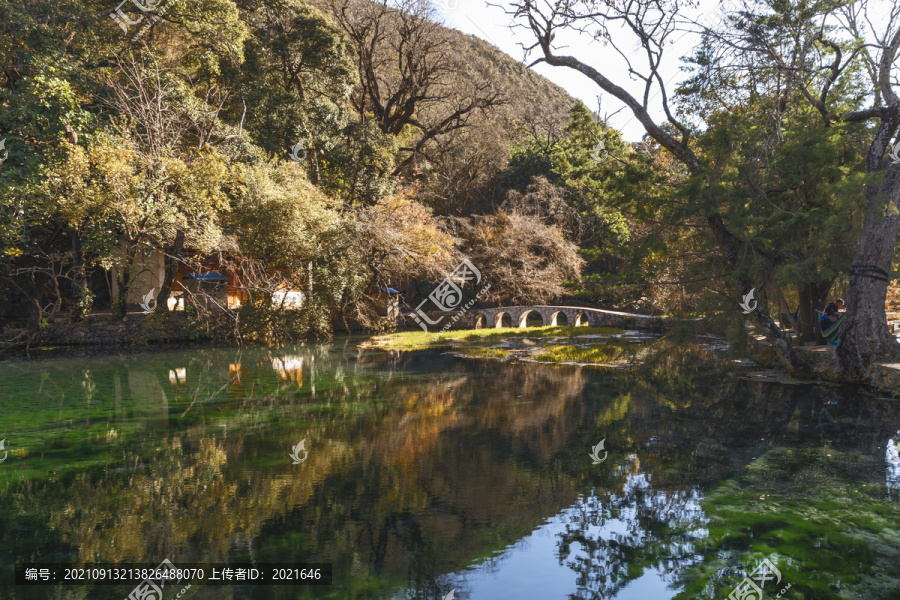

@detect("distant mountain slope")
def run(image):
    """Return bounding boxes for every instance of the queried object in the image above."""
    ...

[310,0,579,212]
[311,0,577,131]
[449,29,576,136]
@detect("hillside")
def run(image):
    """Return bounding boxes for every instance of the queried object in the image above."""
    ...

[309,0,578,213]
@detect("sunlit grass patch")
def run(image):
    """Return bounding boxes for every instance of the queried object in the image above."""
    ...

[362,330,454,351]
[363,325,626,351]
[533,343,628,364]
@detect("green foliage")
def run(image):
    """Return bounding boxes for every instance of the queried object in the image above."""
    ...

[316,116,398,205]
[494,101,672,309]
[502,145,556,190]
[674,447,900,599]
[0,70,95,250]
[457,347,509,358]
[227,160,366,306]
[681,96,870,327]
[551,102,631,244]
[235,298,333,344]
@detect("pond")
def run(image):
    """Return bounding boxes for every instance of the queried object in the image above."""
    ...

[0,338,898,599]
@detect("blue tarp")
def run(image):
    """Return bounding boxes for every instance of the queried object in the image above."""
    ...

[381,287,401,294]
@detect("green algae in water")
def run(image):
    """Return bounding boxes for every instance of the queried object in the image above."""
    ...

[675,447,900,600]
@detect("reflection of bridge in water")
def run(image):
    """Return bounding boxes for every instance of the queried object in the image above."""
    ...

[451,305,666,331]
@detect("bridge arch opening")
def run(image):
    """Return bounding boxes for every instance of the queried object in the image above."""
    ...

[473,313,486,329]
[574,312,591,327]
[551,311,569,327]
[494,312,512,328]
[518,310,545,328]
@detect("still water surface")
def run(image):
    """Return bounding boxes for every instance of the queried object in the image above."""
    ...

[0,339,898,599]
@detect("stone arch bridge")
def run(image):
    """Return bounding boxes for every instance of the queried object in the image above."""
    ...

[444,305,666,332]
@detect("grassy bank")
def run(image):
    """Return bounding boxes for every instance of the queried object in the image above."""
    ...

[362,325,627,352]
[533,343,628,364]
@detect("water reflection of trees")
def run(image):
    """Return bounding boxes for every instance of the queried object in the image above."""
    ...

[2,349,594,599]
[557,468,707,599]
[2,342,900,599]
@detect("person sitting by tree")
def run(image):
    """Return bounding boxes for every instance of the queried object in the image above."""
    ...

[820,307,844,346]
[826,298,845,315]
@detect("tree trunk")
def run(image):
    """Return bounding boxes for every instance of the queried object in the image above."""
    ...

[706,214,814,377]
[796,281,832,345]
[157,230,185,312]
[115,267,131,318]
[836,132,900,379]
[70,229,90,321]
[114,247,138,318]
[309,148,320,185]
[836,213,900,378]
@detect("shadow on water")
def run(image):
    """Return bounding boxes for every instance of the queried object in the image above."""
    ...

[0,338,898,599]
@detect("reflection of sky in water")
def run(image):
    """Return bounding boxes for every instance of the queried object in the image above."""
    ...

[887,432,900,494]
[428,467,706,600]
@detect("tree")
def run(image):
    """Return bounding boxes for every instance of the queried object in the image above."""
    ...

[693,103,868,343]
[694,0,900,376]
[352,191,455,326]
[92,54,234,315]
[0,69,96,338]
[327,0,504,176]
[228,160,359,279]
[452,211,584,305]
[227,163,452,332]
[507,0,878,376]
[227,0,399,206]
